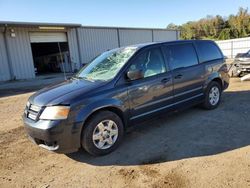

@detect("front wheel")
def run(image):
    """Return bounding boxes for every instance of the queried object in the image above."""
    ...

[202,81,222,110]
[81,111,124,156]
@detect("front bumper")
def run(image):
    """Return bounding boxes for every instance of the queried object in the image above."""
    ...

[234,61,250,73]
[23,115,82,153]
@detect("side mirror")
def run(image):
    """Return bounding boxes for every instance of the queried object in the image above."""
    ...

[127,70,144,81]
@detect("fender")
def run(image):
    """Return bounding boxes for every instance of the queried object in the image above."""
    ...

[75,98,128,126]
[68,98,128,150]
[204,71,223,90]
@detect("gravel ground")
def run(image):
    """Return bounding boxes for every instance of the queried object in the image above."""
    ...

[0,78,249,188]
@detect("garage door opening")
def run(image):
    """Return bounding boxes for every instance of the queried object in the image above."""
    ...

[30,32,72,75]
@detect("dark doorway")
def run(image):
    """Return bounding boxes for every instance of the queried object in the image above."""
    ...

[31,42,71,74]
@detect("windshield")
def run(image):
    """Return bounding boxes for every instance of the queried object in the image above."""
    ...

[76,47,137,81]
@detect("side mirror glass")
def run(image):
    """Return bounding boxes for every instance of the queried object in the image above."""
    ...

[127,70,144,81]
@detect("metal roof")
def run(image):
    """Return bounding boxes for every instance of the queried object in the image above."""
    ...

[80,25,179,31]
[0,21,81,28]
[0,21,179,31]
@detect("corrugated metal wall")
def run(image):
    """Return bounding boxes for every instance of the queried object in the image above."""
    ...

[118,29,152,46]
[0,32,11,81]
[0,25,178,81]
[77,28,119,65]
[153,30,178,42]
[76,27,179,64]
[6,27,35,80]
[0,27,81,81]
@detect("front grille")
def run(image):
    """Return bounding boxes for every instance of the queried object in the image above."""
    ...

[25,102,42,121]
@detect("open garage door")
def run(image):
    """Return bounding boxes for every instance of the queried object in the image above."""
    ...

[29,32,71,75]
[30,32,67,43]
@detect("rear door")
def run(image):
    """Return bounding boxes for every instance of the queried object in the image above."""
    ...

[163,42,205,102]
[127,47,174,121]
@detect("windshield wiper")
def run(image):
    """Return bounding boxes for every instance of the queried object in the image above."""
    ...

[78,76,99,82]
[71,75,82,80]
[73,75,104,82]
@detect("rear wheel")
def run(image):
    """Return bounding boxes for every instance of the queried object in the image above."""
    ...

[202,81,222,110]
[82,111,124,156]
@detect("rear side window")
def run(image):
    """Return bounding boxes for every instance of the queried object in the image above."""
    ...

[164,43,198,70]
[196,41,223,63]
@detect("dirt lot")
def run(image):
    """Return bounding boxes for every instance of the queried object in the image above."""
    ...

[0,78,250,188]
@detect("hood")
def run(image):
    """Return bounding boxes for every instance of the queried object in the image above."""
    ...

[235,53,245,58]
[29,78,105,106]
[237,57,250,62]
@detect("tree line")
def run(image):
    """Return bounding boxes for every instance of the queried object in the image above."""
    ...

[167,7,250,40]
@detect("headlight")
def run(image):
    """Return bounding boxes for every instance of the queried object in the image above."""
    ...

[40,106,70,120]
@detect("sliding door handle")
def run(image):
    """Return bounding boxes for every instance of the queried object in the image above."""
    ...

[161,78,170,83]
[174,74,183,79]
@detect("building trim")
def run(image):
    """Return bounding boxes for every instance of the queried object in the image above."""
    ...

[0,21,81,28]
[0,21,179,32]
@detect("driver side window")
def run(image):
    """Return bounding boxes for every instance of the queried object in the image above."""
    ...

[129,48,166,79]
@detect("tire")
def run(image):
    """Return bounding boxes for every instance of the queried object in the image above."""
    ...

[81,111,124,156]
[202,81,222,110]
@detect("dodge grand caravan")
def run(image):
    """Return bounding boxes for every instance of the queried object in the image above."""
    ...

[23,40,229,156]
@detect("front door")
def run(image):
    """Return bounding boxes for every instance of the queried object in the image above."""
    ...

[127,47,174,121]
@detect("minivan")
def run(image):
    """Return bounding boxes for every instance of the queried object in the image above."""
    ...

[231,49,250,77]
[23,40,229,156]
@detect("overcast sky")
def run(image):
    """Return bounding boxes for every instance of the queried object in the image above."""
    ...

[0,0,249,28]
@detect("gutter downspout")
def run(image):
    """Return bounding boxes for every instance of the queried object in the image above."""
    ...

[3,24,15,80]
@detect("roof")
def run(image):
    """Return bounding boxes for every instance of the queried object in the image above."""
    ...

[124,39,216,49]
[80,25,179,31]
[0,21,179,31]
[0,21,81,28]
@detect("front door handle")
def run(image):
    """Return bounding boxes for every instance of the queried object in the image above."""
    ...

[161,78,170,83]
[174,74,183,79]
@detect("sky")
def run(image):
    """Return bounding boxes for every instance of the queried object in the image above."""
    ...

[0,0,249,28]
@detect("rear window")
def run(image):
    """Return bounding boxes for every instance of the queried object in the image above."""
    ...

[164,43,198,70]
[196,41,223,63]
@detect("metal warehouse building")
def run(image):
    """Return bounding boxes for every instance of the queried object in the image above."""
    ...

[0,21,179,81]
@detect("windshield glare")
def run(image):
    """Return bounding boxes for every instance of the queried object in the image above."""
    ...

[76,47,137,81]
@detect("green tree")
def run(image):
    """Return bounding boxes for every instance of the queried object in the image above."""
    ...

[218,28,231,40]
[166,23,179,30]
[168,7,250,40]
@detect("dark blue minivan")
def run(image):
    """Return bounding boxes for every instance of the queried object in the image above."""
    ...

[23,40,229,156]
